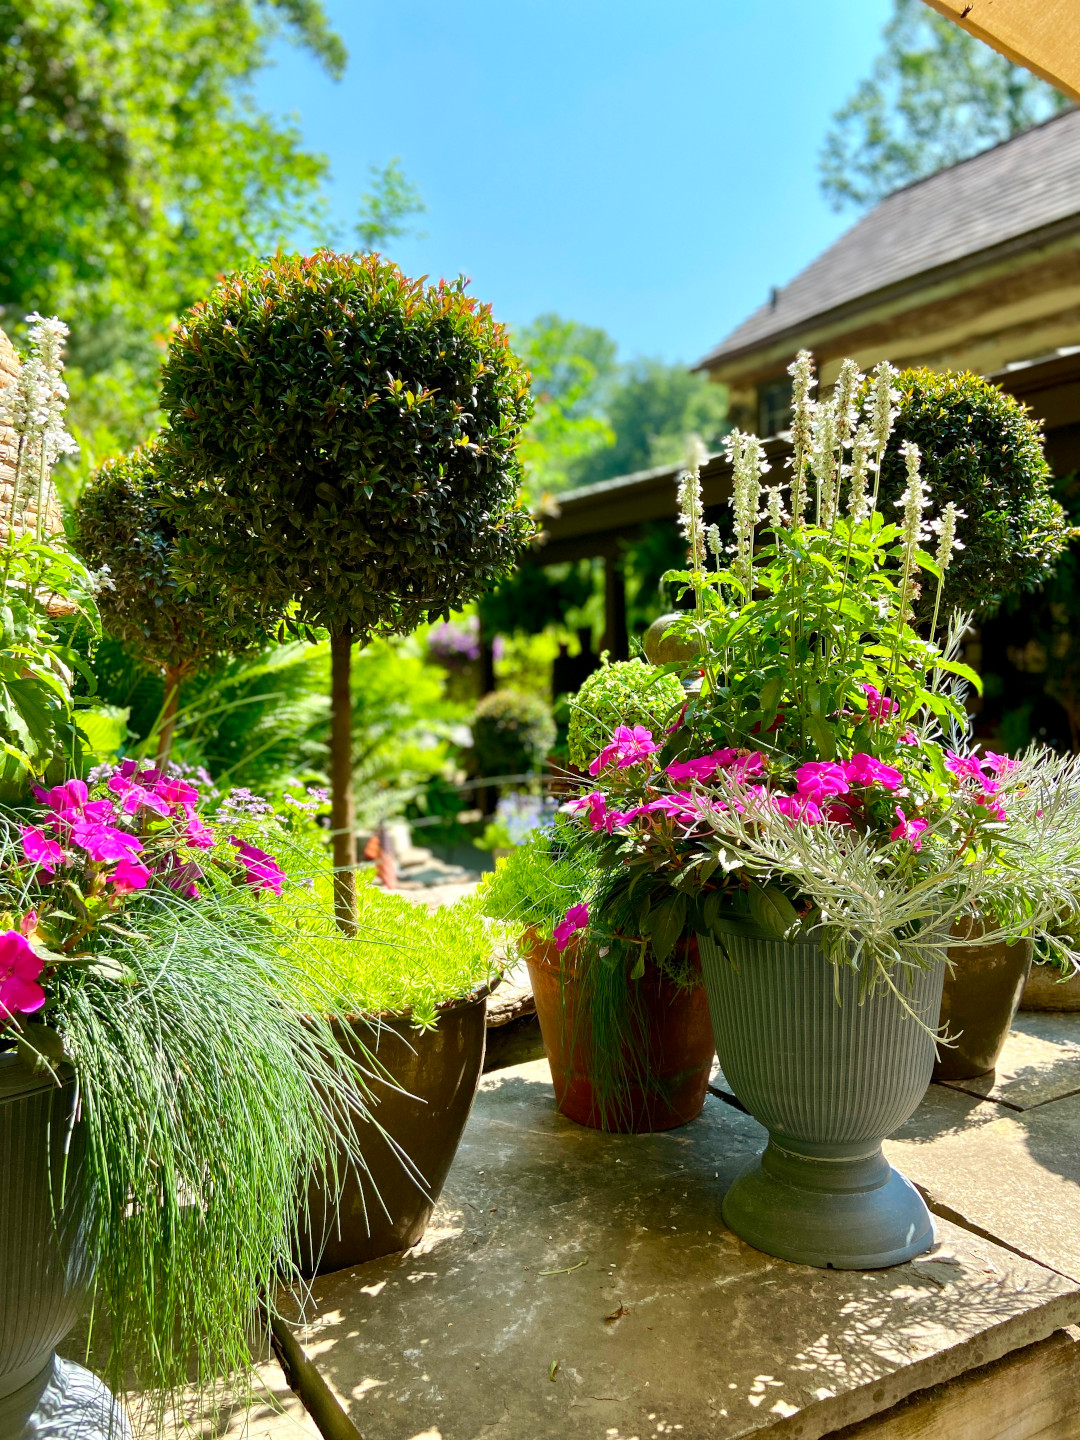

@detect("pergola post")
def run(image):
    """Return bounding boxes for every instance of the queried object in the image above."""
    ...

[603,551,629,662]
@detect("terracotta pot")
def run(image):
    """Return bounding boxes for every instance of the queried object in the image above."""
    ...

[0,1055,91,1426]
[933,933,1033,1081]
[525,934,714,1133]
[298,991,487,1276]
[1020,963,1080,1012]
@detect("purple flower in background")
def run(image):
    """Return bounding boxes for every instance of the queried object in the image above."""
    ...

[427,616,482,669]
[229,837,286,895]
[219,788,273,818]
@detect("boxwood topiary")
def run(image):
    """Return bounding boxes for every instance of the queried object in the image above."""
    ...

[567,658,683,772]
[877,369,1066,619]
[471,690,556,781]
[73,443,283,758]
[156,252,533,929]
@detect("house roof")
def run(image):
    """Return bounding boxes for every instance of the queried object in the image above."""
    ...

[698,108,1080,372]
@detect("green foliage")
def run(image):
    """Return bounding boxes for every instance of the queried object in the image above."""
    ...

[73,443,283,672]
[471,689,556,779]
[879,369,1066,618]
[569,358,729,488]
[515,314,617,499]
[158,251,534,640]
[46,873,373,1418]
[820,0,1068,211]
[0,0,341,357]
[478,827,599,942]
[478,560,595,639]
[355,158,427,252]
[567,658,683,771]
[267,859,504,1028]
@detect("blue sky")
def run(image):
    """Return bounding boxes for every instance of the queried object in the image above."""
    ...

[258,1,893,365]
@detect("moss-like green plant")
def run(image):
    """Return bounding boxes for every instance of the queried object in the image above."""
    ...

[478,829,598,941]
[73,443,283,757]
[471,689,556,780]
[567,657,683,771]
[157,251,533,929]
[878,368,1066,618]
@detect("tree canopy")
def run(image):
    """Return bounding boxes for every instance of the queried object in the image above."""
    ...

[820,0,1069,212]
[0,0,344,367]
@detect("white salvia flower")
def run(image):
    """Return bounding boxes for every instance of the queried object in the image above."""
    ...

[25,314,77,468]
[832,357,864,451]
[766,483,788,531]
[677,435,707,573]
[848,425,871,524]
[706,522,723,558]
[897,441,930,559]
[932,502,966,571]
[786,349,816,526]
[869,359,899,460]
[726,429,769,587]
[810,399,838,527]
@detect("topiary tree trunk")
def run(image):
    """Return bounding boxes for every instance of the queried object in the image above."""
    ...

[330,626,358,933]
[156,662,189,763]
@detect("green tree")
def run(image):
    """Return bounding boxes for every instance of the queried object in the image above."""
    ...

[570,358,729,488]
[515,314,617,499]
[356,158,427,252]
[820,0,1069,212]
[159,251,533,930]
[0,0,344,365]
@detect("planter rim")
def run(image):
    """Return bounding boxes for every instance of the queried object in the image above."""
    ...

[0,1049,72,1104]
[319,981,493,1028]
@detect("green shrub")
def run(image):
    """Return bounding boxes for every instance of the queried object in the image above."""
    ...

[567,657,683,771]
[478,827,597,941]
[471,689,556,779]
[878,368,1066,617]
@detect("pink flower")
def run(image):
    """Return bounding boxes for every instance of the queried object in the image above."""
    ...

[944,751,986,783]
[19,910,37,937]
[116,760,162,784]
[20,825,65,876]
[569,791,614,834]
[794,762,850,803]
[772,793,825,824]
[890,807,929,850]
[898,729,918,745]
[982,751,1019,776]
[844,753,903,790]
[666,753,726,783]
[229,837,286,895]
[183,809,216,850]
[109,859,152,893]
[156,777,200,808]
[0,931,46,1021]
[974,783,1007,821]
[108,774,171,818]
[553,903,589,952]
[665,702,688,735]
[588,725,663,777]
[157,858,203,899]
[862,684,899,722]
[34,778,89,815]
[647,791,701,826]
[71,823,144,864]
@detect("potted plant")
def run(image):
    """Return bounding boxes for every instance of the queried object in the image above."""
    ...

[552,352,1080,1268]
[156,251,533,933]
[480,827,715,1133]
[259,825,506,1275]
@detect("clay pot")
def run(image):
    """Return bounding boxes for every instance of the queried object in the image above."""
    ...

[0,1056,91,1426]
[525,934,714,1132]
[933,932,1034,1081]
[298,991,487,1276]
[1020,963,1080,1012]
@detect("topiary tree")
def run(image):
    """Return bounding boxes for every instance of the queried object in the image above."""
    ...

[877,369,1067,619]
[470,689,556,783]
[157,251,533,929]
[567,658,684,772]
[73,442,285,758]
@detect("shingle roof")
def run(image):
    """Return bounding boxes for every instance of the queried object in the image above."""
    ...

[698,108,1080,370]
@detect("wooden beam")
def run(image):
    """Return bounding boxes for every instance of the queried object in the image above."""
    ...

[922,0,1080,105]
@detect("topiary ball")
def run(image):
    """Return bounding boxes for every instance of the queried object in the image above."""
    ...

[877,369,1067,619]
[156,251,534,643]
[642,613,698,666]
[567,658,684,772]
[73,443,282,671]
[471,690,556,780]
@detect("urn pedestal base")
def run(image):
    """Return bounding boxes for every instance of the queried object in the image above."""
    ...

[0,1356,130,1439]
[722,1136,935,1270]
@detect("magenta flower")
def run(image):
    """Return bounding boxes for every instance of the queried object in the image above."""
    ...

[898,729,918,745]
[108,774,171,818]
[71,823,144,864]
[844,753,903,791]
[34,778,89,815]
[666,754,722,783]
[974,782,1007,821]
[553,903,589,952]
[944,751,986,784]
[569,791,613,833]
[116,760,162,784]
[0,931,46,1021]
[982,751,1019,776]
[862,684,899,723]
[772,793,825,825]
[588,726,662,777]
[156,777,200,808]
[183,810,216,850]
[109,859,152,893]
[794,762,850,803]
[646,791,701,826]
[20,825,65,876]
[158,858,203,899]
[229,837,286,895]
[890,808,929,850]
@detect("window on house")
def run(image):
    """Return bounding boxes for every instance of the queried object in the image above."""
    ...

[758,377,794,438]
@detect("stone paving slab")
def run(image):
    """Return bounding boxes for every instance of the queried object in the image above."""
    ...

[278,1061,1080,1440]
[886,1084,1080,1284]
[941,1012,1080,1110]
[130,1360,318,1439]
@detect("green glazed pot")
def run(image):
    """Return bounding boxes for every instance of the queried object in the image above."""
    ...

[933,934,1033,1081]
[697,922,944,1269]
